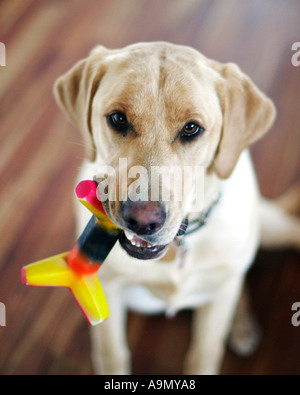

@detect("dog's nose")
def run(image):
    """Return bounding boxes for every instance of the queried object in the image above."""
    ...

[121,201,167,236]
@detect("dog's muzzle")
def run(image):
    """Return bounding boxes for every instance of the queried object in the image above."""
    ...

[119,213,189,260]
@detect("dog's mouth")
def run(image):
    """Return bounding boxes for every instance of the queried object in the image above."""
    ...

[119,231,167,260]
[118,218,188,260]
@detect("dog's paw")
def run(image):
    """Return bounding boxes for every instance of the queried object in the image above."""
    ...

[91,353,131,375]
[183,352,221,375]
[228,315,262,356]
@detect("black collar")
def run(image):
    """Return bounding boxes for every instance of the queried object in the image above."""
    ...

[180,193,221,237]
[173,193,221,268]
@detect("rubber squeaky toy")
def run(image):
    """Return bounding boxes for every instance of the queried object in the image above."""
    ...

[21,180,121,326]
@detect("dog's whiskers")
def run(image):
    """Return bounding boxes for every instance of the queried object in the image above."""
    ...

[67,140,97,153]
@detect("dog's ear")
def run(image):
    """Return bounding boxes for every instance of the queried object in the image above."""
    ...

[211,62,276,179]
[53,46,108,161]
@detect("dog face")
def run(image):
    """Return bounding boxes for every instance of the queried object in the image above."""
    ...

[54,42,275,260]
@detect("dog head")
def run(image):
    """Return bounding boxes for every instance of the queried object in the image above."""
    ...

[54,42,276,260]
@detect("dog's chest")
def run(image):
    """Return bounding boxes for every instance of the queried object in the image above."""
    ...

[103,242,231,314]
[121,260,228,316]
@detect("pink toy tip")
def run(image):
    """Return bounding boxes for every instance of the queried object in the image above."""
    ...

[75,180,107,216]
[75,180,97,199]
[21,267,28,285]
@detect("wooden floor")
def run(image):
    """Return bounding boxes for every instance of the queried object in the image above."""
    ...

[0,0,299,375]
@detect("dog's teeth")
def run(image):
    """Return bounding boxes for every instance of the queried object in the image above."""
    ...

[125,231,134,241]
[126,231,155,249]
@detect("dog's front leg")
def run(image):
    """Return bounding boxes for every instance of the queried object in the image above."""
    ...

[184,275,243,375]
[89,283,130,375]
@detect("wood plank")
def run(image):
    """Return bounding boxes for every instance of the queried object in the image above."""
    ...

[0,0,299,376]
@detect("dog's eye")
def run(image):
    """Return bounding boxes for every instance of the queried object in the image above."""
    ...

[107,112,129,134]
[181,122,205,141]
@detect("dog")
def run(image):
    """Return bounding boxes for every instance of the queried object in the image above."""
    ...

[53,42,300,375]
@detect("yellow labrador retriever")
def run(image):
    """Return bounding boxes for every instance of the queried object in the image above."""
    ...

[54,42,300,375]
